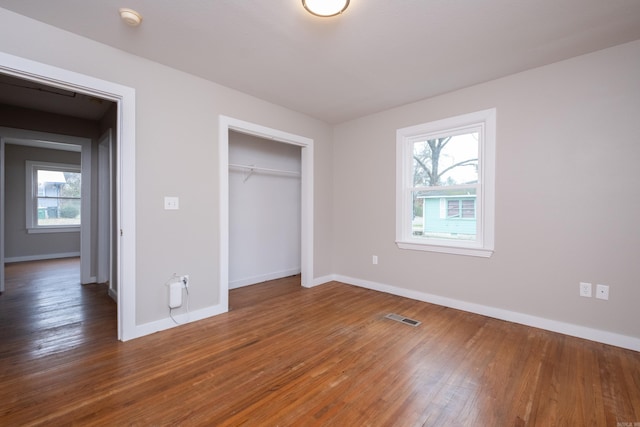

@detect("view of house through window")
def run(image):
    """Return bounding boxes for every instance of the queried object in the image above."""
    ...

[396,108,495,257]
[26,161,81,230]
[412,131,479,241]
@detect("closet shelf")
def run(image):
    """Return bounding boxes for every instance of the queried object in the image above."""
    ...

[229,163,301,182]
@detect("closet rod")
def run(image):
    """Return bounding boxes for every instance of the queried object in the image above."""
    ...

[229,163,300,176]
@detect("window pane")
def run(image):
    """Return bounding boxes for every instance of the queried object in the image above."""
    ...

[413,132,478,187]
[35,168,81,227]
[412,188,477,241]
[37,170,81,198]
[37,198,81,226]
[59,172,81,198]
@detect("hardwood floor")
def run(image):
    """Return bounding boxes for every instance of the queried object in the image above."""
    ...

[1,260,639,426]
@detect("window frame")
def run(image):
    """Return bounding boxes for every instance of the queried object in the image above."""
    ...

[396,108,496,257]
[25,160,81,234]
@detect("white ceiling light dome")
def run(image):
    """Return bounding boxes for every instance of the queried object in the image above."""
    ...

[302,0,350,17]
[119,8,143,26]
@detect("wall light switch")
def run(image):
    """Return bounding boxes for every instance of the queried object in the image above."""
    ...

[164,196,179,210]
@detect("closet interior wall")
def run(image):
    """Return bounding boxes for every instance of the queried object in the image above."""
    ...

[228,131,302,288]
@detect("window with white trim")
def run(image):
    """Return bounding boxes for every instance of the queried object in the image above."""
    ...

[396,109,495,257]
[25,161,81,233]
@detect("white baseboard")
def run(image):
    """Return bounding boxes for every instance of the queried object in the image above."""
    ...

[129,303,228,341]
[309,274,335,288]
[229,267,301,289]
[332,274,640,352]
[125,273,640,351]
[4,252,80,263]
[108,287,117,302]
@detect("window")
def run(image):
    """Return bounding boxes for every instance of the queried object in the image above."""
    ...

[396,109,495,257]
[446,198,475,219]
[25,161,81,233]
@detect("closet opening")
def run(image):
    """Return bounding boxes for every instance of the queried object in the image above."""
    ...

[218,115,314,312]
[228,131,302,290]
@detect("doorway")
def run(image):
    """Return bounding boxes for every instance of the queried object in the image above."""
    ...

[1,129,93,285]
[0,51,137,340]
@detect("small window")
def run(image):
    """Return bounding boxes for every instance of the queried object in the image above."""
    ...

[396,109,496,257]
[446,198,476,219]
[26,161,81,233]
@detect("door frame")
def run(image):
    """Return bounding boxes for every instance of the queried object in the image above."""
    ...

[0,51,137,341]
[218,116,314,311]
[97,129,113,289]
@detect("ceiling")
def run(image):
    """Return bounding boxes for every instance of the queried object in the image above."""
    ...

[1,0,640,124]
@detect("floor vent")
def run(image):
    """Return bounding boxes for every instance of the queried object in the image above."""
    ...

[385,313,421,327]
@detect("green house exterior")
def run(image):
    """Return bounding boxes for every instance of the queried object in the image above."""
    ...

[420,195,476,237]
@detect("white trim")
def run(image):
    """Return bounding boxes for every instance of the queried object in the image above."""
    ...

[4,252,81,263]
[0,51,136,341]
[132,303,228,339]
[396,108,496,257]
[80,142,91,280]
[108,287,117,302]
[218,122,230,314]
[6,139,81,152]
[311,274,335,287]
[229,267,301,289]
[219,115,315,312]
[26,227,80,234]
[396,241,493,258]
[333,274,640,352]
[97,129,113,285]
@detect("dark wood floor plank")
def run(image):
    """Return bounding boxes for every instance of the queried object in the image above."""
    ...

[1,259,639,425]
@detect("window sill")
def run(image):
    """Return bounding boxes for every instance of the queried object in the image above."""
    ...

[396,240,494,258]
[27,227,80,234]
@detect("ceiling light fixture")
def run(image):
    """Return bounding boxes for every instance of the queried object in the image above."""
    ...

[302,0,350,17]
[119,8,143,26]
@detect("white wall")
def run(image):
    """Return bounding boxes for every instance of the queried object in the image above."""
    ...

[0,8,333,328]
[228,131,301,288]
[333,40,640,346]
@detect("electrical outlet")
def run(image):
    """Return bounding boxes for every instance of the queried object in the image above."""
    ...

[579,282,592,298]
[596,284,609,300]
[372,255,378,265]
[180,275,189,288]
[164,196,179,210]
